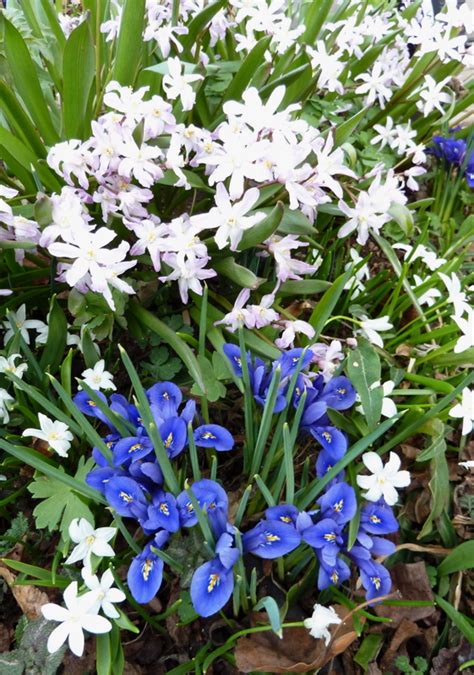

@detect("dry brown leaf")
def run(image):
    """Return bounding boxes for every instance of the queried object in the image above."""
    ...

[381,619,421,670]
[0,563,49,620]
[234,606,359,673]
[374,562,435,624]
[0,623,11,652]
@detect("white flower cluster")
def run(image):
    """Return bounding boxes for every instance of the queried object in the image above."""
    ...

[41,518,125,657]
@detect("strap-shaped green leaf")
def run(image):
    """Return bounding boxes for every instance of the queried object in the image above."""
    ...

[62,18,95,139]
[2,18,59,145]
[112,0,146,86]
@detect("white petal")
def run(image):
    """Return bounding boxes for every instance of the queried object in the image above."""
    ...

[382,483,399,506]
[68,624,85,657]
[80,614,112,634]
[42,603,69,622]
[391,470,411,488]
[362,452,383,474]
[47,623,70,654]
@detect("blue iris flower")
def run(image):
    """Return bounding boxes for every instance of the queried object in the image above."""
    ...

[243,519,301,559]
[318,556,351,590]
[302,518,344,567]
[109,394,141,427]
[129,460,163,486]
[359,560,392,601]
[320,376,356,410]
[73,390,111,426]
[104,476,148,520]
[159,416,187,458]
[315,450,345,482]
[310,426,347,460]
[318,482,357,525]
[276,348,313,379]
[265,504,300,526]
[360,502,398,535]
[223,344,246,377]
[127,532,169,604]
[190,531,240,617]
[177,479,229,538]
[112,431,154,467]
[86,466,123,494]
[194,424,234,452]
[430,134,474,187]
[147,382,182,419]
[143,490,180,533]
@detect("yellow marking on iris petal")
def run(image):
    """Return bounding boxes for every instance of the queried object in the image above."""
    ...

[322,431,332,443]
[88,400,97,407]
[336,387,346,395]
[280,516,292,523]
[129,443,143,453]
[186,502,194,512]
[369,515,381,524]
[164,433,173,448]
[119,491,133,503]
[371,576,381,590]
[207,573,220,593]
[331,571,339,583]
[323,533,336,542]
[202,431,217,440]
[159,502,170,516]
[163,392,170,399]
[142,559,153,581]
[333,499,344,512]
[265,532,280,542]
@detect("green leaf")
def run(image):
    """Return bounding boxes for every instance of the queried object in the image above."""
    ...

[334,106,371,146]
[0,81,46,158]
[438,541,474,577]
[308,266,353,340]
[190,355,226,402]
[213,257,264,289]
[2,18,59,145]
[39,296,67,375]
[388,203,414,237]
[253,596,282,637]
[62,18,95,139]
[112,0,146,86]
[435,596,474,643]
[238,202,284,250]
[128,302,206,393]
[27,457,96,537]
[347,337,383,431]
[302,0,333,44]
[221,36,272,105]
[96,633,112,675]
[418,436,449,539]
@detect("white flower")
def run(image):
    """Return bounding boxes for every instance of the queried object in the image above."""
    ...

[275,319,315,349]
[459,460,474,470]
[357,315,393,349]
[310,340,343,382]
[371,117,397,149]
[376,380,397,418]
[22,413,73,457]
[162,57,203,111]
[304,604,341,645]
[415,75,452,116]
[308,42,345,94]
[42,581,112,657]
[215,288,252,332]
[0,354,28,380]
[438,272,470,317]
[81,568,126,619]
[393,243,446,271]
[80,360,116,391]
[357,451,410,506]
[3,304,45,345]
[65,518,117,569]
[453,310,474,354]
[338,192,390,245]
[449,388,474,437]
[266,234,317,284]
[0,388,14,423]
[191,183,265,251]
[413,274,442,308]
[355,62,392,108]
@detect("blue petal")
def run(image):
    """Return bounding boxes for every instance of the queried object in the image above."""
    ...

[104,476,148,518]
[265,504,300,526]
[190,559,234,617]
[194,424,234,452]
[147,382,182,419]
[318,482,357,524]
[360,503,398,534]
[320,376,356,410]
[112,435,153,466]
[243,520,301,559]
[127,548,164,604]
[159,416,187,458]
[317,557,351,590]
[359,561,392,601]
[223,344,244,377]
[311,426,347,459]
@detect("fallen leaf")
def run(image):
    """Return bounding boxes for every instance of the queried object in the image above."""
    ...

[0,563,49,620]
[0,623,11,652]
[374,562,436,624]
[234,606,359,673]
[380,619,421,670]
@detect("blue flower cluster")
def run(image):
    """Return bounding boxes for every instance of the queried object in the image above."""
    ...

[224,344,356,470]
[430,134,474,187]
[74,349,397,618]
